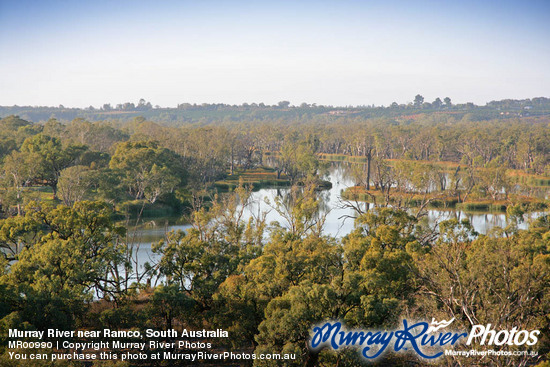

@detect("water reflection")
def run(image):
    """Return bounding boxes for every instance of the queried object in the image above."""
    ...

[128,163,546,272]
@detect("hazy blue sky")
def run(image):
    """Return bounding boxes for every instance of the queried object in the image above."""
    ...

[1,0,549,107]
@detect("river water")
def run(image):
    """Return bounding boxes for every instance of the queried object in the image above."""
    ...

[128,163,545,273]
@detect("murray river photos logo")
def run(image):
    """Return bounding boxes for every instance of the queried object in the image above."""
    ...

[309,318,540,360]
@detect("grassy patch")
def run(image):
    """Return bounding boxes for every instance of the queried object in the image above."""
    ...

[508,170,550,187]
[215,167,291,192]
[342,186,548,212]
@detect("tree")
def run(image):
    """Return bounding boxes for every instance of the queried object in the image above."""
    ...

[109,141,185,203]
[152,185,264,317]
[270,184,325,238]
[20,134,86,199]
[178,127,230,185]
[0,214,42,261]
[254,283,339,367]
[252,208,421,366]
[42,117,65,139]
[147,284,194,330]
[477,166,510,201]
[122,102,136,111]
[0,115,31,131]
[279,135,322,183]
[65,120,128,152]
[88,168,126,205]
[415,219,549,366]
[57,165,92,206]
[371,157,395,203]
[433,97,443,109]
[0,201,126,329]
[414,94,424,108]
[0,115,35,153]
[351,133,374,190]
[2,151,37,215]
[137,98,152,110]
[444,96,452,107]
[277,101,291,108]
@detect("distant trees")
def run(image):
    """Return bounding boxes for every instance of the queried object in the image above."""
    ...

[414,94,424,108]
[115,102,136,111]
[1,96,549,125]
[0,112,547,218]
[410,95,453,110]
[178,127,231,185]
[277,101,290,108]
[137,98,153,110]
[65,118,128,152]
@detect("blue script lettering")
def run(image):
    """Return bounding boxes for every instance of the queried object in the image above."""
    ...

[394,320,442,359]
[311,322,342,349]
[310,320,467,360]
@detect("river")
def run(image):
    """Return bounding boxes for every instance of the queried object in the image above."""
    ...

[127,163,545,274]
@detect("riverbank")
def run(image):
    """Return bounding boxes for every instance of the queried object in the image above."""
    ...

[342,186,548,212]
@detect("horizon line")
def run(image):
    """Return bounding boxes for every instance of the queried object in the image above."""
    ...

[2,95,549,110]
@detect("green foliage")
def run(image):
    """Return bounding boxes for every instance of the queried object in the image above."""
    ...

[279,134,324,183]
[0,201,126,331]
[20,134,87,198]
[1,151,39,214]
[147,284,194,330]
[0,110,547,365]
[109,141,185,203]
[415,218,550,365]
[153,185,264,316]
[57,165,92,206]
[255,283,340,366]
[250,207,421,365]
[269,184,324,238]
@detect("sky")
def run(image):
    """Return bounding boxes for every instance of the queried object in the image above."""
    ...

[0,0,549,108]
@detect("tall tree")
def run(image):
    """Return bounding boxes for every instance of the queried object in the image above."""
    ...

[109,141,185,203]
[20,134,86,199]
[414,94,425,108]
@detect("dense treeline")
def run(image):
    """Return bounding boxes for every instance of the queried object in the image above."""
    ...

[0,110,548,366]
[1,96,550,124]
[0,111,548,217]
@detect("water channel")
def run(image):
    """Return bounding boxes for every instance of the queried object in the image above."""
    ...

[128,163,546,274]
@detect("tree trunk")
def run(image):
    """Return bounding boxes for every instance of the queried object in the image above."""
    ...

[52,183,58,200]
[16,190,21,215]
[230,145,234,175]
[366,149,372,190]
